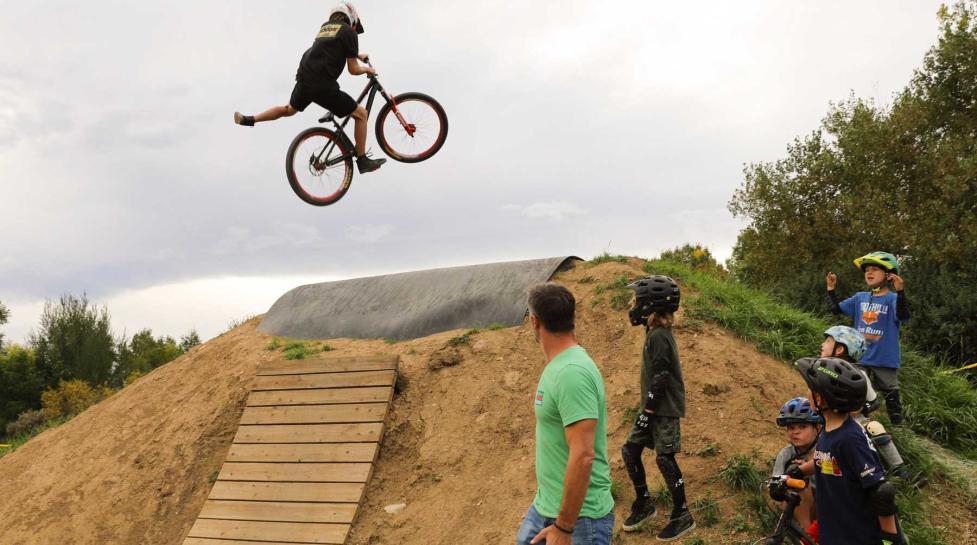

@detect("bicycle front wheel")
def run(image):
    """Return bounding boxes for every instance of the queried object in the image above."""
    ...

[285,127,354,206]
[375,92,448,163]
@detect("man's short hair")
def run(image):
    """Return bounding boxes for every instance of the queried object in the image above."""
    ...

[528,282,575,333]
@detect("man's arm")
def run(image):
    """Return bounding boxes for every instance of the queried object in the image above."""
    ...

[530,418,597,544]
[346,56,376,76]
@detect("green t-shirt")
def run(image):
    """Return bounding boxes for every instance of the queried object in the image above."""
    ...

[532,345,614,519]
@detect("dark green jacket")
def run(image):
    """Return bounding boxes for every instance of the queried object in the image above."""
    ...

[639,326,686,418]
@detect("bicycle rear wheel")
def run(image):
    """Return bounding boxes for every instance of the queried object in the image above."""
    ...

[375,92,448,163]
[285,127,354,206]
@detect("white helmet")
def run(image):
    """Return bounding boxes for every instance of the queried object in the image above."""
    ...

[331,2,364,34]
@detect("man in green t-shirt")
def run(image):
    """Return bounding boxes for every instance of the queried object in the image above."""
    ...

[515,282,614,545]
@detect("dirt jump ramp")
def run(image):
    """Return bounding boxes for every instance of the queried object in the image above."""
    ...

[257,256,580,341]
[182,354,399,545]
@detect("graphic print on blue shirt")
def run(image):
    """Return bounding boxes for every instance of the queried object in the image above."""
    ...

[838,291,905,368]
[813,417,886,545]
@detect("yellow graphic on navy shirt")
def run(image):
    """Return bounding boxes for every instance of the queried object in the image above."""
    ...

[316,23,342,39]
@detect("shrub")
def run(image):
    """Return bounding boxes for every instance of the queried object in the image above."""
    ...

[719,453,762,492]
[40,379,113,420]
[4,409,46,438]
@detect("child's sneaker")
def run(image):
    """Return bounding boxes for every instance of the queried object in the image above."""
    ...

[656,512,695,541]
[356,154,386,174]
[621,497,656,532]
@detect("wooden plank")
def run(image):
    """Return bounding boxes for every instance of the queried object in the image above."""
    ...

[218,462,371,483]
[227,443,377,463]
[187,519,349,544]
[258,356,398,375]
[247,386,392,407]
[241,403,388,425]
[199,499,357,524]
[253,370,395,391]
[185,539,311,545]
[184,539,308,545]
[208,481,364,503]
[233,422,383,444]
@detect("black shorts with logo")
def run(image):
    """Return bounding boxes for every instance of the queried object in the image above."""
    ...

[289,82,357,117]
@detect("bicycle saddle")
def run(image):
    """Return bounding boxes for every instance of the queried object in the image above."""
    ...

[318,112,335,123]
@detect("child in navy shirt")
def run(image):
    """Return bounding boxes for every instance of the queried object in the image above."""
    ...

[826,251,910,424]
[791,357,903,545]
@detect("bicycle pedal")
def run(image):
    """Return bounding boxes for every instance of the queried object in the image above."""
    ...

[318,112,335,123]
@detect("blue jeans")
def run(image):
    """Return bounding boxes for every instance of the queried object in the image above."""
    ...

[515,504,614,545]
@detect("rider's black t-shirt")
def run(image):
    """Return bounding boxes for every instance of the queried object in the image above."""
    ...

[296,21,358,90]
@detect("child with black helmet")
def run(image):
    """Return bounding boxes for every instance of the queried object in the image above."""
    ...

[619,275,695,541]
[771,397,821,531]
[790,357,904,545]
[826,251,911,424]
[821,325,921,485]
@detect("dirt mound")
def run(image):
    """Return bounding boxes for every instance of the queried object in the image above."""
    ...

[1,260,973,544]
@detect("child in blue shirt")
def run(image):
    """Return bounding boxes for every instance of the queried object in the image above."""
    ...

[791,358,904,545]
[826,251,911,424]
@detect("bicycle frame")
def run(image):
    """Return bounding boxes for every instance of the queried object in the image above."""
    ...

[767,492,818,545]
[314,65,414,166]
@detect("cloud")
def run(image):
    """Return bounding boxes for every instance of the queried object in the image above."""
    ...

[345,224,395,243]
[212,223,325,255]
[501,201,588,221]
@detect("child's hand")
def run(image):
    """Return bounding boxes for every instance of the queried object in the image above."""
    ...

[889,273,904,291]
[826,272,837,291]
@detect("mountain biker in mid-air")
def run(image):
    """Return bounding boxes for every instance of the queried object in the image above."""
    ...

[233,2,386,174]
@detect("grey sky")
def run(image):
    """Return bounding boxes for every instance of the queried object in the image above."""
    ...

[0,1,944,342]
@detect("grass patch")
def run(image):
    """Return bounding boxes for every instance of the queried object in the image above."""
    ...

[690,495,720,527]
[383,338,399,344]
[719,453,762,492]
[208,470,220,484]
[610,290,632,311]
[487,323,506,330]
[223,314,255,334]
[577,275,596,284]
[265,337,282,351]
[683,538,706,545]
[280,340,330,360]
[589,252,628,265]
[0,416,71,459]
[621,406,638,428]
[645,258,977,459]
[745,491,778,534]
[610,479,624,501]
[693,442,720,457]
[652,484,673,509]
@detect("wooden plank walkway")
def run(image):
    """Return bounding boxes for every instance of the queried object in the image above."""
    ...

[183,354,399,545]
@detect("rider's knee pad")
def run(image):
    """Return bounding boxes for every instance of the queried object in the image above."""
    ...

[622,442,644,470]
[870,481,898,516]
[865,420,892,446]
[655,453,682,486]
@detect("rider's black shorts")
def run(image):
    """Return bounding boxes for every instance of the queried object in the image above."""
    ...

[289,82,357,117]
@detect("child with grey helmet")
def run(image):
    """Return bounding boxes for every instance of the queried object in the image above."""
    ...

[770,397,821,533]
[619,275,695,541]
[789,357,905,545]
[820,325,923,486]
[826,251,911,424]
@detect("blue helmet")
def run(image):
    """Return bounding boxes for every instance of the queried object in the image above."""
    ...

[776,396,822,426]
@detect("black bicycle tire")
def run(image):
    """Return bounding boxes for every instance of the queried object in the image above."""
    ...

[374,92,448,163]
[285,127,354,206]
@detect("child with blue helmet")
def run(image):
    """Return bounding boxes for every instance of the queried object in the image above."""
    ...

[771,396,822,531]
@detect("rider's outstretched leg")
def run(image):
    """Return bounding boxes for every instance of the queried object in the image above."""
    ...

[351,105,386,173]
[235,104,298,127]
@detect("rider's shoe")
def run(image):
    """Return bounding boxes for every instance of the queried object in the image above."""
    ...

[234,112,255,127]
[657,511,695,542]
[357,153,386,174]
[622,496,656,532]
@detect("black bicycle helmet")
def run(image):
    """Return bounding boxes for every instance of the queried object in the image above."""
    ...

[795,357,867,413]
[627,275,680,326]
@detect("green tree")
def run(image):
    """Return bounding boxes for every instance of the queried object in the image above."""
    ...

[179,329,201,352]
[728,1,977,364]
[112,328,188,387]
[0,345,44,437]
[29,294,116,388]
[0,299,9,349]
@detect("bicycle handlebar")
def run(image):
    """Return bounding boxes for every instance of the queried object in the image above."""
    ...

[767,475,807,490]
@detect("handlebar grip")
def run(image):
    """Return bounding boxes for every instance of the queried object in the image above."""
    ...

[785,477,806,490]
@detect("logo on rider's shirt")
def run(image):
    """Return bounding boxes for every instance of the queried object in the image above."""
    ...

[535,390,544,406]
[316,23,342,39]
[860,464,877,478]
[862,309,879,326]
[814,449,843,477]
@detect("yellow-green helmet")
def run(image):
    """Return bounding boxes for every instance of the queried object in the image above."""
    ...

[853,251,899,275]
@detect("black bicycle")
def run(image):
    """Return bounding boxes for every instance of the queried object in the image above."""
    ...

[285,59,448,206]
[760,476,818,545]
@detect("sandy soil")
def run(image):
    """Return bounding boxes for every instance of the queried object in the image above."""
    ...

[0,259,972,544]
